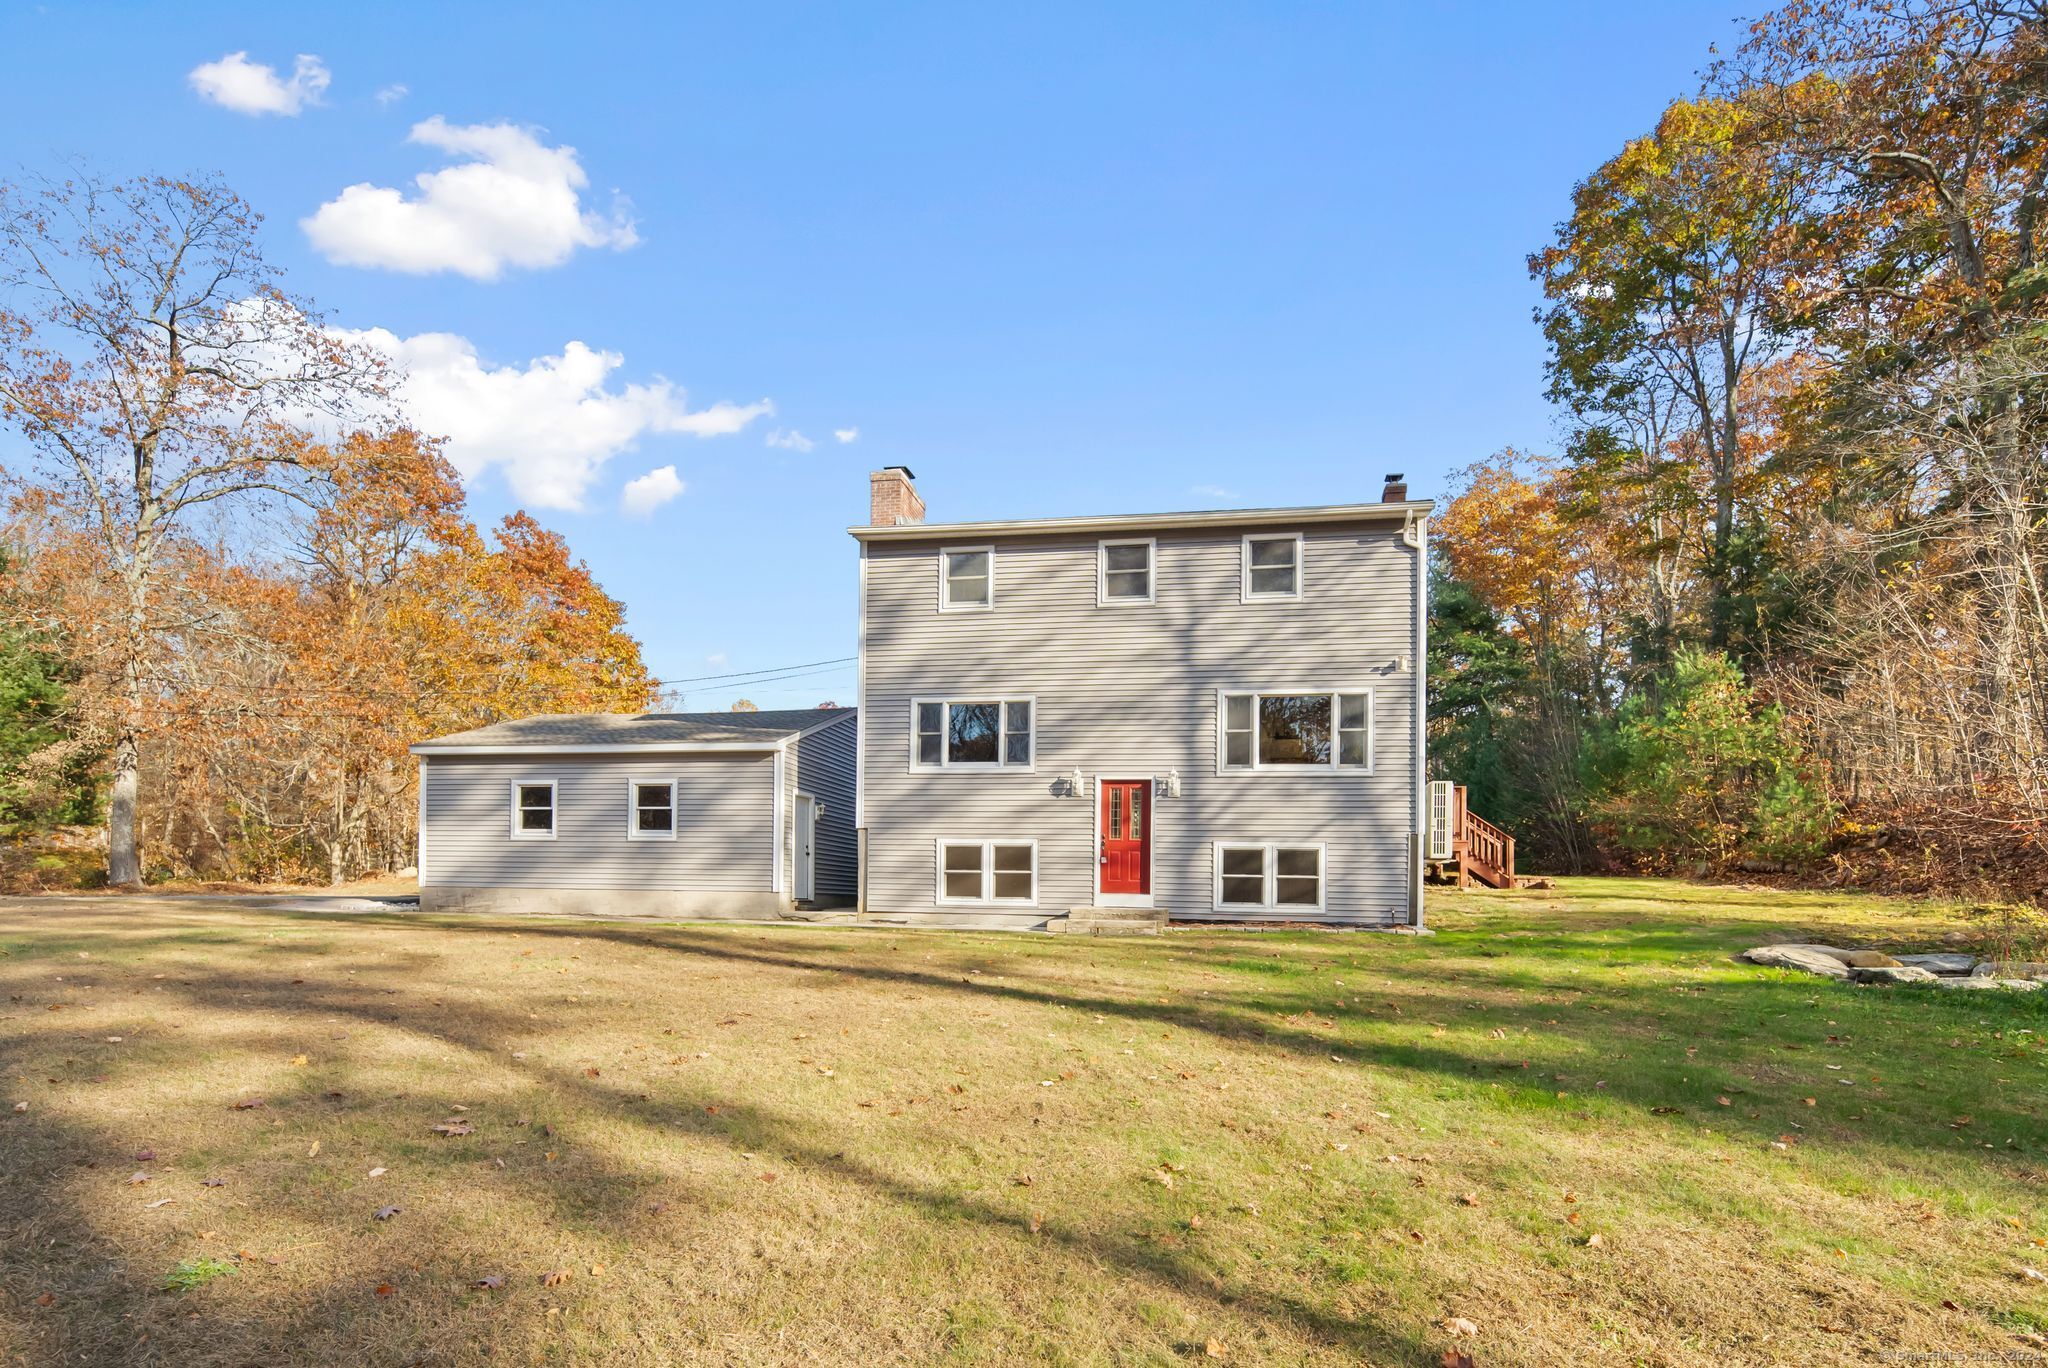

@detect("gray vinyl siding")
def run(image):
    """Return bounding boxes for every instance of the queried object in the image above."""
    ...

[422,753,775,892]
[795,714,858,896]
[859,521,1422,923]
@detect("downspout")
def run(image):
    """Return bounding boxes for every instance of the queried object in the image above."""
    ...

[1408,512,1428,930]
[855,540,868,915]
[415,756,429,894]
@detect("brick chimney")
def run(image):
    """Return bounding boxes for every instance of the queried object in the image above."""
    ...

[869,466,925,526]
[1381,472,1408,503]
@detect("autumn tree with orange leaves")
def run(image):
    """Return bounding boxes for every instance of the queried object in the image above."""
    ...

[0,177,656,886]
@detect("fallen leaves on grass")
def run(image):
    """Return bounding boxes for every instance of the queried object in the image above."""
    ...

[127,1171,151,1185]
[542,1268,572,1287]
[231,1097,264,1110]
[367,1166,387,1178]
[474,1275,505,1290]
[431,1120,473,1137]
[1444,1316,1479,1338]
[374,1206,401,1221]
[200,1176,225,1188]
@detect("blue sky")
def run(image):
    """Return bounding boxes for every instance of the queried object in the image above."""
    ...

[2,1,1748,710]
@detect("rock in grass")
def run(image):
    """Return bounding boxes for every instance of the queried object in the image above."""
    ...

[1835,950,1905,969]
[1740,946,1852,979]
[1850,965,1939,985]
[1971,962,2048,981]
[1894,954,1977,975]
[1937,976,2040,991]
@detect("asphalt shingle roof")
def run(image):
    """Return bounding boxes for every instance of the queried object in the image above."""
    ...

[413,707,854,751]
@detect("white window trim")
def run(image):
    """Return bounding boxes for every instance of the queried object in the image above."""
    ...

[1096,537,1157,607]
[1240,532,1304,603]
[1211,841,1327,913]
[909,695,1037,772]
[1215,687,1375,775]
[937,544,996,613]
[625,776,679,842]
[933,837,1040,907]
[509,778,558,841]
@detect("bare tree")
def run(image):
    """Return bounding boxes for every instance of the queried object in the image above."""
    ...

[0,174,382,885]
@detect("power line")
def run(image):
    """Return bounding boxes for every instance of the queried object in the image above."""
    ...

[652,655,855,686]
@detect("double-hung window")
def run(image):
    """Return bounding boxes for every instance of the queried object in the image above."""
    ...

[913,697,1034,770]
[936,839,1038,905]
[1098,538,1156,605]
[1219,690,1372,772]
[939,546,994,611]
[1241,533,1302,601]
[510,780,557,839]
[1214,843,1325,911]
[627,778,677,840]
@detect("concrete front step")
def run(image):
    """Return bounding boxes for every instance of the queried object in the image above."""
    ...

[1054,906,1168,936]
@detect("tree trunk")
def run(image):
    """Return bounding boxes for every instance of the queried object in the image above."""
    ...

[107,729,141,887]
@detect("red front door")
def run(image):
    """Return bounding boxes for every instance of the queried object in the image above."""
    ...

[1099,780,1150,896]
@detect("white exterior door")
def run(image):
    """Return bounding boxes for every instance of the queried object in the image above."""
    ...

[794,795,817,901]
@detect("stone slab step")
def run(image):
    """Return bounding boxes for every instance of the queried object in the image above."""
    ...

[1055,907,1168,936]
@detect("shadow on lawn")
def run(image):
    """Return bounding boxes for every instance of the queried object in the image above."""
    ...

[266,907,2048,1158]
[0,940,1443,1366]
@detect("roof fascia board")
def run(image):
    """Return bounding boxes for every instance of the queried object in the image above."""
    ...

[406,740,789,757]
[846,500,1436,542]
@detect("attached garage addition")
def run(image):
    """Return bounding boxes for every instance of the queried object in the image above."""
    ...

[411,708,856,920]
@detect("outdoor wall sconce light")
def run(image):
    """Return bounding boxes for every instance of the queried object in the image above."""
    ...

[1070,767,1086,798]
[1163,769,1182,799]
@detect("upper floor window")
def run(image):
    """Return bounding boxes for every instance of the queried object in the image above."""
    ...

[1219,690,1372,772]
[510,780,557,839]
[627,779,677,841]
[939,546,994,611]
[913,697,1035,770]
[1241,534,1303,602]
[1098,538,1156,606]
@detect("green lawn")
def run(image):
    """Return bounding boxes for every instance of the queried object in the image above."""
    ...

[2,879,2045,1365]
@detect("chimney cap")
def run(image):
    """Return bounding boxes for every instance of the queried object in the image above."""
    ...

[1384,471,1405,482]
[882,464,917,479]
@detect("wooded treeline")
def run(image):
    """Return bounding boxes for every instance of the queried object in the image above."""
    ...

[0,175,654,886]
[1434,0,2048,898]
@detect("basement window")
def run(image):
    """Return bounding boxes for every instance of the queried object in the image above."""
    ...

[1213,843,1325,911]
[936,839,1038,906]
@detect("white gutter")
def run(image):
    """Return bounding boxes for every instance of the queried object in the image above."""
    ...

[406,740,788,756]
[847,499,1435,542]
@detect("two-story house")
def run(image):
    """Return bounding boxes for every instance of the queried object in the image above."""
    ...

[853,466,1430,930]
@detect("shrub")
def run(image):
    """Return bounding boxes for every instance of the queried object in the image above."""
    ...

[1591,647,1832,867]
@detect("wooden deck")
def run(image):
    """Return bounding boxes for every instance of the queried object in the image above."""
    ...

[1429,784,1521,889]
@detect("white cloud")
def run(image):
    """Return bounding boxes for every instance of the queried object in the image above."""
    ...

[302,117,637,280]
[620,465,685,519]
[705,652,729,668]
[833,427,860,444]
[1191,484,1237,500]
[335,324,771,509]
[374,83,408,106]
[766,428,815,453]
[189,51,331,116]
